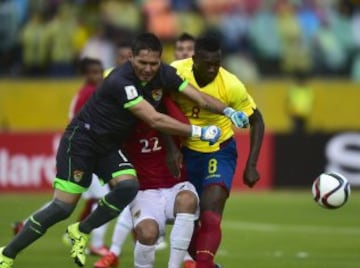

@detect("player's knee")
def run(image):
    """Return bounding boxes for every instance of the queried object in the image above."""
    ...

[200,185,228,214]
[111,178,139,207]
[135,219,159,245]
[175,190,198,214]
[52,199,76,219]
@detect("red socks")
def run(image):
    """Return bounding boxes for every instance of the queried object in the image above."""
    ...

[188,221,200,260]
[195,211,222,268]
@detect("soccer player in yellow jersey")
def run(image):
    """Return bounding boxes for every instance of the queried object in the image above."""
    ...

[171,35,265,268]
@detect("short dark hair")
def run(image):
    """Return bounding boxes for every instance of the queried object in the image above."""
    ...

[195,35,221,53]
[177,32,195,42]
[79,57,102,74]
[132,33,162,56]
[117,40,132,49]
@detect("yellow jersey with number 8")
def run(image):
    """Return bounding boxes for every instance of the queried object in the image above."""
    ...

[171,58,256,152]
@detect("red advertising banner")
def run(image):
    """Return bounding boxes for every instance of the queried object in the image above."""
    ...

[0,132,273,192]
[0,132,60,192]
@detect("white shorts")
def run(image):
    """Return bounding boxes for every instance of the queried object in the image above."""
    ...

[82,174,110,200]
[129,181,199,235]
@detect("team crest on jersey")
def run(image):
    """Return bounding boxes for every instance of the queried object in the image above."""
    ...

[151,89,163,101]
[73,170,84,182]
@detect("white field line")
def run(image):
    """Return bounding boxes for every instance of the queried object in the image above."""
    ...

[222,220,360,235]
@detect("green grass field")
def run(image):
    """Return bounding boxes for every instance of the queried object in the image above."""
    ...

[1,190,359,268]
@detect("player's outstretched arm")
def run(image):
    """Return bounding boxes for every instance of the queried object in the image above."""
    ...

[181,83,249,128]
[243,108,265,188]
[128,98,221,144]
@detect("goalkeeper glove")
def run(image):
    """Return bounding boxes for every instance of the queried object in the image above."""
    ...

[191,125,221,145]
[223,107,249,128]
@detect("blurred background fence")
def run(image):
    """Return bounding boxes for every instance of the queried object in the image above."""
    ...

[0,0,360,191]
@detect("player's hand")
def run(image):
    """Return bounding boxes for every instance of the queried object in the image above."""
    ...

[166,148,183,179]
[191,125,221,145]
[243,164,260,188]
[223,107,249,128]
[200,126,221,145]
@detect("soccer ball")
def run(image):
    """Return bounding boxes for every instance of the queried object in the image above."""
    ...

[312,172,351,209]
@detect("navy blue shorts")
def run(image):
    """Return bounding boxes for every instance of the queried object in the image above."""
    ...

[182,138,238,196]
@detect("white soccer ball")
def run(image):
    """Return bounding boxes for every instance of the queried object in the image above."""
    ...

[312,172,351,209]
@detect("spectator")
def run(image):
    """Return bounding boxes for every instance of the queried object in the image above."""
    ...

[276,0,312,74]
[0,0,23,74]
[219,0,250,53]
[286,71,314,134]
[248,1,282,75]
[80,24,115,69]
[314,16,347,73]
[20,11,48,76]
[46,3,78,76]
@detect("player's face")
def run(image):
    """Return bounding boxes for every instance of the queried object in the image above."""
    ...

[131,49,161,82]
[175,40,195,60]
[86,63,103,85]
[193,50,221,84]
[116,47,132,66]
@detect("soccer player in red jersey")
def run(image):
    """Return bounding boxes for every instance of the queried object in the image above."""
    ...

[95,96,198,268]
[69,58,104,118]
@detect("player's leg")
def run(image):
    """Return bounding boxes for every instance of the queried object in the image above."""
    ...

[1,190,80,266]
[133,219,158,268]
[110,205,133,255]
[165,182,199,268]
[0,131,90,267]
[67,149,139,266]
[86,177,111,256]
[94,205,133,268]
[196,185,227,268]
[183,139,237,268]
[77,198,98,221]
[131,190,164,268]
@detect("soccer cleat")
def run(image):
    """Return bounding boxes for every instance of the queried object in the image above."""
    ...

[89,245,110,257]
[214,264,223,268]
[183,260,196,268]
[11,221,24,235]
[0,247,14,268]
[66,223,89,267]
[94,252,118,268]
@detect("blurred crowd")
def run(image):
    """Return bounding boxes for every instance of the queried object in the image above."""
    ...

[1,0,360,82]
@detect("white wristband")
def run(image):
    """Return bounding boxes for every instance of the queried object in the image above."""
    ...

[191,125,202,138]
[223,107,235,117]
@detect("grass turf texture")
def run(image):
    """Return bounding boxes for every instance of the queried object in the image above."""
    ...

[0,190,359,268]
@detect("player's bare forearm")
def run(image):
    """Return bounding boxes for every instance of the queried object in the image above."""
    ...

[148,112,192,136]
[197,91,227,114]
[244,109,264,187]
[130,99,192,137]
[182,84,226,114]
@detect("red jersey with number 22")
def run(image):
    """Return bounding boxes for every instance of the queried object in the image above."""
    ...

[123,96,189,190]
